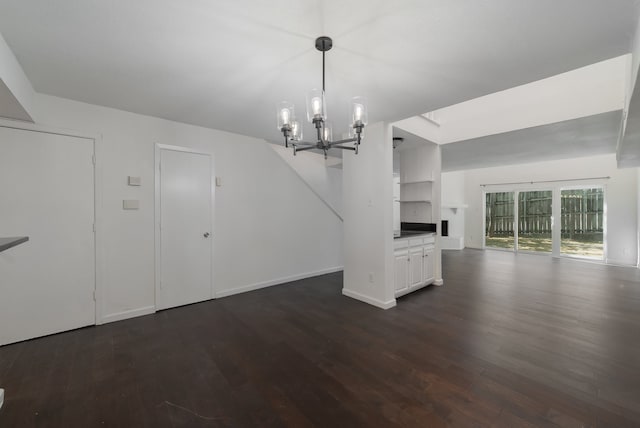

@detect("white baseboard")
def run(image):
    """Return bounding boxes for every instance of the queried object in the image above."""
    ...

[342,288,396,310]
[101,305,156,324]
[465,244,482,250]
[434,278,443,286]
[216,266,344,299]
[605,258,637,267]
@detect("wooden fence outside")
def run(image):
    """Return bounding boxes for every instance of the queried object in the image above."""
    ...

[485,189,603,237]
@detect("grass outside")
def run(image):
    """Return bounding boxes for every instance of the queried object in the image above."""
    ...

[485,234,603,258]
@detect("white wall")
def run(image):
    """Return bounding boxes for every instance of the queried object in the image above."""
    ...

[462,154,637,266]
[441,171,466,242]
[0,32,35,121]
[434,56,627,144]
[626,17,640,115]
[32,93,343,322]
[269,144,343,219]
[442,171,465,204]
[618,14,640,168]
[342,122,396,309]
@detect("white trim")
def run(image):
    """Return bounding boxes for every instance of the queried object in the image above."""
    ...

[0,121,105,325]
[0,118,98,141]
[0,387,4,409]
[434,278,444,286]
[155,143,213,156]
[605,258,638,267]
[154,144,215,311]
[102,306,156,324]
[93,134,106,325]
[342,288,396,309]
[216,266,344,298]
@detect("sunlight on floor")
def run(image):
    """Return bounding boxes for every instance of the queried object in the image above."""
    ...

[485,236,603,257]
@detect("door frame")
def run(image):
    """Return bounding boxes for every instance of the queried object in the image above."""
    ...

[0,118,104,324]
[154,144,215,310]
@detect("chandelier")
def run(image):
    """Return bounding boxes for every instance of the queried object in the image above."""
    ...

[276,36,368,158]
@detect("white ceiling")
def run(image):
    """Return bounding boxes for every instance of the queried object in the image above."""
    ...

[0,0,638,144]
[441,111,622,171]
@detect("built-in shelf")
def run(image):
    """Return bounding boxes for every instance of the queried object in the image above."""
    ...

[399,200,432,203]
[399,179,434,185]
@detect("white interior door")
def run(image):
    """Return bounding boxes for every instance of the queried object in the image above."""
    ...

[159,147,213,310]
[0,126,95,345]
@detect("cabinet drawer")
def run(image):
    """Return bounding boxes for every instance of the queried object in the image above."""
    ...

[423,235,435,245]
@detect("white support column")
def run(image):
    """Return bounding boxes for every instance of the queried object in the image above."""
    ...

[342,122,396,309]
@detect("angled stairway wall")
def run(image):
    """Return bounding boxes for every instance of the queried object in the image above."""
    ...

[268,143,344,221]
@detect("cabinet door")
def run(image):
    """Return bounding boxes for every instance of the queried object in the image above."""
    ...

[409,247,424,289]
[394,251,409,294]
[423,247,435,284]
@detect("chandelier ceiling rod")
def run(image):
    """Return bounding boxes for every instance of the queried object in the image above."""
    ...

[276,36,368,159]
[322,41,326,92]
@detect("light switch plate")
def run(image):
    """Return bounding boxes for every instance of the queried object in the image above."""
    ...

[123,199,140,210]
[128,176,141,186]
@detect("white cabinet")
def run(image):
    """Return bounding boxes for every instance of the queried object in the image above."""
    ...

[394,250,409,294]
[422,247,434,284]
[409,247,424,289]
[393,235,436,297]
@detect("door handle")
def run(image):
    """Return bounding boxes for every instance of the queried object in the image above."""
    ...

[203,232,210,238]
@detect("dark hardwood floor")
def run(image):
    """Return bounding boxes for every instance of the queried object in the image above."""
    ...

[1,249,640,427]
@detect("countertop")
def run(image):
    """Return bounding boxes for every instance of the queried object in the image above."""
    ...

[394,231,436,239]
[0,236,29,253]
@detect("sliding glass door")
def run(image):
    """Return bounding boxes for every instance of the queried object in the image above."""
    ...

[484,186,605,259]
[518,190,552,253]
[560,188,604,259]
[485,192,515,250]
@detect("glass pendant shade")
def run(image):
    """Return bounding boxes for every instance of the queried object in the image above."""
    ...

[291,120,302,141]
[277,101,294,130]
[322,122,333,142]
[350,96,368,126]
[306,89,326,122]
